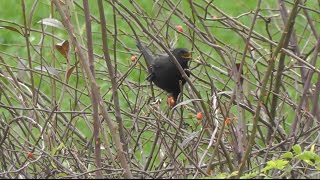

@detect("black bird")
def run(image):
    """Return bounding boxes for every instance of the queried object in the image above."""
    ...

[137,42,192,105]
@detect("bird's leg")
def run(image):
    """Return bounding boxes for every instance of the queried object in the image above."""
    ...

[149,80,157,103]
[177,79,184,103]
[167,95,175,108]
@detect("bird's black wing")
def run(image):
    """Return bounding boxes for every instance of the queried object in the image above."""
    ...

[146,55,169,82]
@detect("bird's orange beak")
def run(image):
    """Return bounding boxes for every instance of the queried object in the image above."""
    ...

[181,52,192,60]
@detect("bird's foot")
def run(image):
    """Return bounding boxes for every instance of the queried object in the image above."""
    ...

[167,96,176,108]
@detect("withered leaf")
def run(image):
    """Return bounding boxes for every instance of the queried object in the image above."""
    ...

[55,40,69,59]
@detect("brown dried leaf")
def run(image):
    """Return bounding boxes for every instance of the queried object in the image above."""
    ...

[66,65,76,83]
[55,40,69,59]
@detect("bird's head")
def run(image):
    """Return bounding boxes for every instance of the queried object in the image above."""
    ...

[172,48,192,63]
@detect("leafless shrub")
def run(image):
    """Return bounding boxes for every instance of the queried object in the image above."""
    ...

[0,0,319,178]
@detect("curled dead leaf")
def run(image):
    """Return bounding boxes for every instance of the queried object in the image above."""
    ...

[55,40,69,59]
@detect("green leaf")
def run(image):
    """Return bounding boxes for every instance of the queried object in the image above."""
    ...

[0,25,22,35]
[292,144,302,154]
[62,159,70,169]
[296,151,315,161]
[296,151,320,167]
[0,75,10,85]
[240,172,258,179]
[304,160,315,166]
[207,171,238,179]
[310,144,315,153]
[281,152,293,159]
[210,173,228,179]
[230,171,239,177]
[261,159,289,172]
[50,142,66,155]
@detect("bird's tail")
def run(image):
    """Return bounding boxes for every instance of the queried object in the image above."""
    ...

[136,41,155,70]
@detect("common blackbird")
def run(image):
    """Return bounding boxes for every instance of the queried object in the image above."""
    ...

[137,42,192,104]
